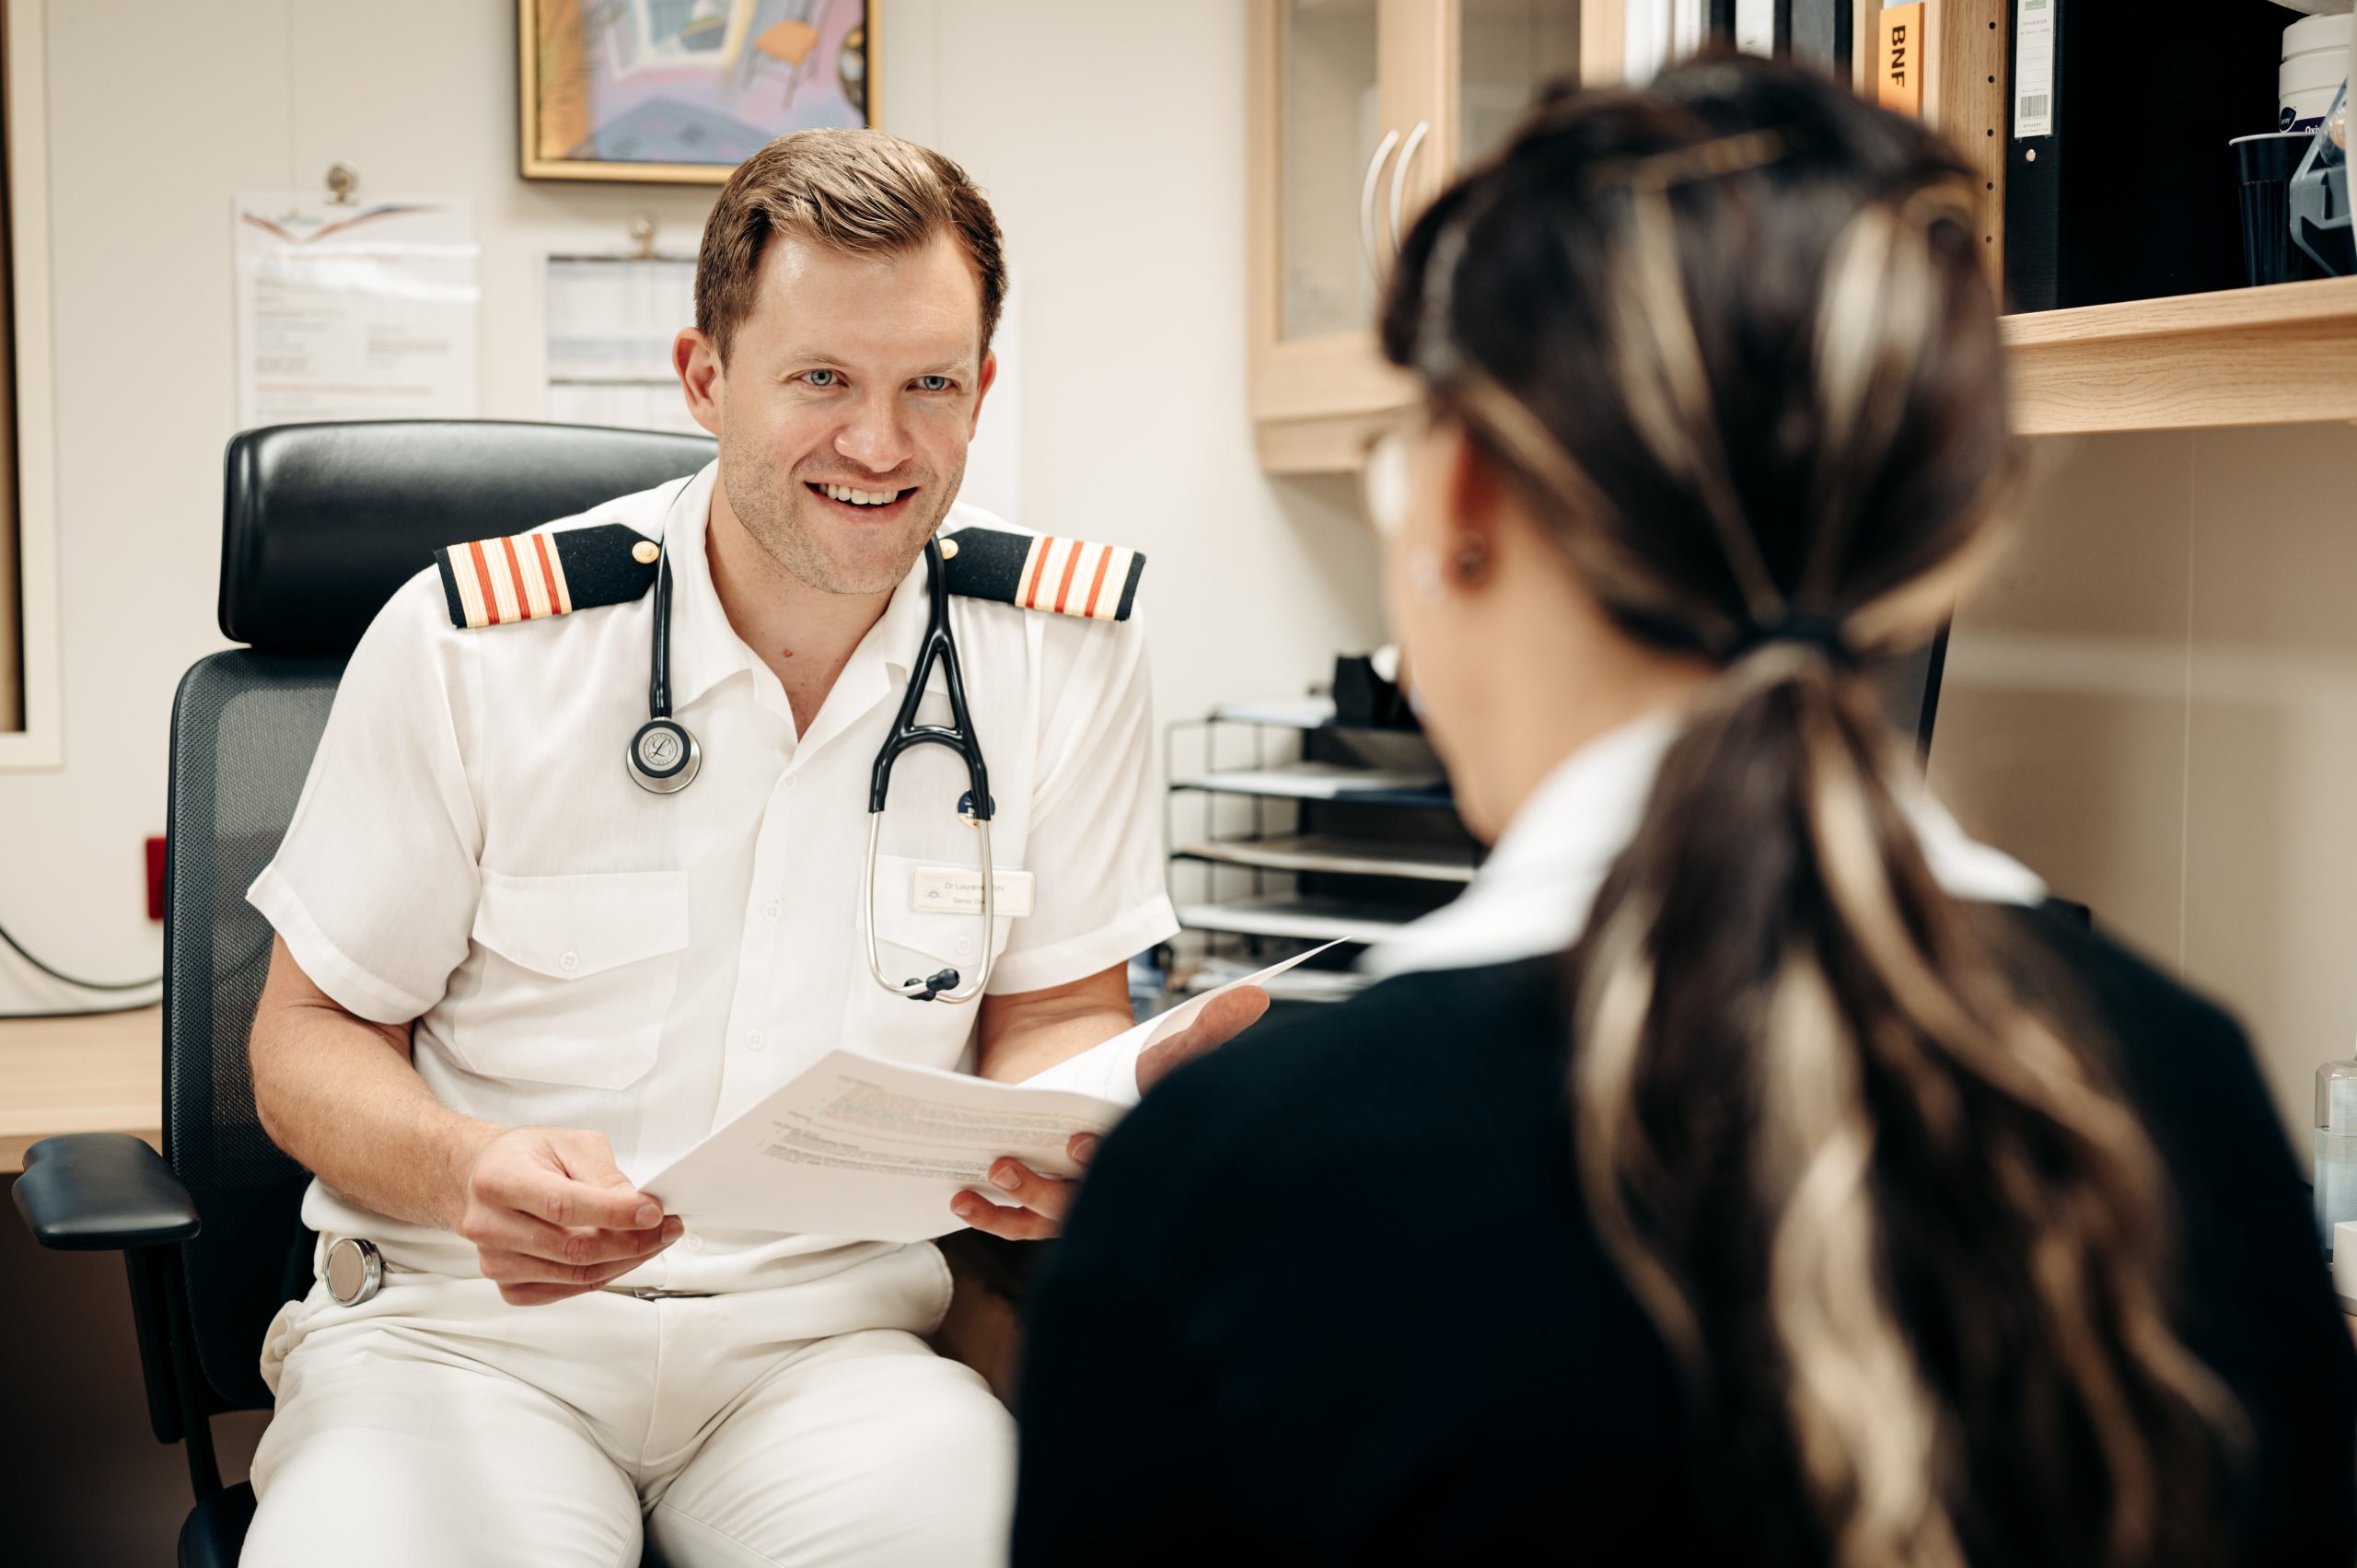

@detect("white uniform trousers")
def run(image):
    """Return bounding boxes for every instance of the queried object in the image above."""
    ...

[239,1262,1015,1568]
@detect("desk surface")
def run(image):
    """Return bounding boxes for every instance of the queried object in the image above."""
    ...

[0,1007,162,1175]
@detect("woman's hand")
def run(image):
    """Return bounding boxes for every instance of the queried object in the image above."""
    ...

[953,985,1271,1241]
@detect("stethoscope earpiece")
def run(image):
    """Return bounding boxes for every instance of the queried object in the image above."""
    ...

[627,717,700,794]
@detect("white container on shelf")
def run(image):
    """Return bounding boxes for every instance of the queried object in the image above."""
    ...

[2286,11,2353,60]
[2286,51,2351,98]
[2283,13,2353,129]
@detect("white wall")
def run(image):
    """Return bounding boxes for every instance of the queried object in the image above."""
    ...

[1931,422,2357,1141]
[0,0,1384,1009]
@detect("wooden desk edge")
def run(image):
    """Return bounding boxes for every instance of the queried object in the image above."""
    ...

[0,1005,165,1177]
[1,1128,165,1177]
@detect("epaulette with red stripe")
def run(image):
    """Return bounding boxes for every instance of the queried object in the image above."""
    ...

[433,523,658,630]
[942,528,1143,622]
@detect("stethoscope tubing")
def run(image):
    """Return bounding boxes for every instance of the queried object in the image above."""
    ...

[631,485,996,1002]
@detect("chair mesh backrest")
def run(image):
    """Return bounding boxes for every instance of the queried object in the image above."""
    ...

[166,651,343,1409]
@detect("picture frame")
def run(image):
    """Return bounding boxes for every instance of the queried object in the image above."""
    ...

[0,0,62,768]
[519,0,877,185]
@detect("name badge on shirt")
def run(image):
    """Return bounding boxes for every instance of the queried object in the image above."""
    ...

[911,866,1035,919]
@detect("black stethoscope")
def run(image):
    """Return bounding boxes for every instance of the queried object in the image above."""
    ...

[624,485,997,1004]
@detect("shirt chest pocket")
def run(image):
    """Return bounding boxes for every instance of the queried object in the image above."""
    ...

[455,870,691,1091]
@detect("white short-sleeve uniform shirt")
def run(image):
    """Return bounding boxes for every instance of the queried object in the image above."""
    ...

[250,462,1178,1297]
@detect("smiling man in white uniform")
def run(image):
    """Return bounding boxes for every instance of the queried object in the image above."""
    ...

[235,131,1251,1568]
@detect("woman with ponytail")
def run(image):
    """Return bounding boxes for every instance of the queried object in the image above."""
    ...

[1014,55,2355,1567]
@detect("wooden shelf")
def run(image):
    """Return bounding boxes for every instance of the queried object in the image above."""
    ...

[2003,277,2357,436]
[1269,278,2357,470]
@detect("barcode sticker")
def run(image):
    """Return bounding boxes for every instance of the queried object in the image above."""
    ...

[2014,0,2056,139]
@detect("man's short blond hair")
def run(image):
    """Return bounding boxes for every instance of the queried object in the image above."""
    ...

[695,129,1007,364]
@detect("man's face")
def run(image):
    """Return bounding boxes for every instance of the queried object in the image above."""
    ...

[704,230,995,595]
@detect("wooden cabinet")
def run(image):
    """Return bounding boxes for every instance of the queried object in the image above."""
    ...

[1251,0,2357,465]
[1247,0,1607,472]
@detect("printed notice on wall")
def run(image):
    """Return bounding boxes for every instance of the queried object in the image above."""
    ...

[235,194,479,426]
[543,253,702,436]
[2013,0,2055,140]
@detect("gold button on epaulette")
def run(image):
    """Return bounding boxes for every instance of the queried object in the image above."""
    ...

[632,540,661,565]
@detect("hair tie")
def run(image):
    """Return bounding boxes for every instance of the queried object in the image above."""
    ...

[1730,610,1857,668]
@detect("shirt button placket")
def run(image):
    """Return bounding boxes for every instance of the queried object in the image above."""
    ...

[720,772,795,1108]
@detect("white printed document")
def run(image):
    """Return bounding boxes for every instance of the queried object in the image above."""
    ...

[640,1051,1122,1242]
[1020,939,1342,1105]
[234,192,479,425]
[638,943,1340,1242]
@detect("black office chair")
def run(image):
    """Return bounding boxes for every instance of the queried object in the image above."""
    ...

[11,420,715,1568]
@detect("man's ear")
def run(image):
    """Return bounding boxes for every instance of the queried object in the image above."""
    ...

[968,351,999,437]
[674,329,725,438]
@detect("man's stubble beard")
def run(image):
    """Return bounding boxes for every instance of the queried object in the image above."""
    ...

[718,439,966,598]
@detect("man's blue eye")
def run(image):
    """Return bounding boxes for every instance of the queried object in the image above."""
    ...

[916,376,952,393]
[804,369,839,388]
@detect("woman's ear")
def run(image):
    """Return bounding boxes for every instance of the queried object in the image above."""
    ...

[1437,424,1503,590]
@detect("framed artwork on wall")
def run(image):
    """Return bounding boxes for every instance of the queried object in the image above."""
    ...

[519,0,876,184]
[0,0,61,768]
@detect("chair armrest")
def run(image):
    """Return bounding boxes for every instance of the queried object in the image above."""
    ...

[14,1132,202,1249]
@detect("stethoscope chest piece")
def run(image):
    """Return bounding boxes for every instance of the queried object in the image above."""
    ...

[325,1237,384,1306]
[628,717,700,794]
[627,540,701,795]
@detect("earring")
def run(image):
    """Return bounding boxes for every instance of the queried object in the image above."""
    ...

[1407,552,1446,599]
[1452,535,1491,587]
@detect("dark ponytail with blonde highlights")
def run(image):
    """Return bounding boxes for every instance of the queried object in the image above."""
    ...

[1382,57,2231,1568]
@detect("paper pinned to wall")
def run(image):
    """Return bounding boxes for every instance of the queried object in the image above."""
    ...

[543,252,703,436]
[234,193,479,426]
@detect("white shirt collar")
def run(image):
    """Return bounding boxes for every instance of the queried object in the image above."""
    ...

[1360,710,2045,979]
[659,461,939,726]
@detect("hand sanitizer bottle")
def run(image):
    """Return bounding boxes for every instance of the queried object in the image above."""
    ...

[2316,1051,2357,1255]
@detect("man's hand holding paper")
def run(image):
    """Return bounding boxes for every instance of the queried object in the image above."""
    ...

[638,945,1334,1244]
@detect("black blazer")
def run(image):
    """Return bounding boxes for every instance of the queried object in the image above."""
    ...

[1013,905,2357,1565]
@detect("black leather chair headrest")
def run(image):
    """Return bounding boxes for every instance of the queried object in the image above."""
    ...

[220,420,716,655]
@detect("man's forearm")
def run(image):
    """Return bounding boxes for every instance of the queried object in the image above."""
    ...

[979,1001,1134,1083]
[974,961,1136,1084]
[250,938,500,1231]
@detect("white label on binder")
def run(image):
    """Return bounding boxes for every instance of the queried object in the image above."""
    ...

[2014,0,2056,139]
[1624,0,1670,84]
[1671,0,1706,61]
[1736,0,1776,56]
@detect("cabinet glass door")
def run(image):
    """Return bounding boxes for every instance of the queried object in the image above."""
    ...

[1457,0,1581,168]
[1280,0,1385,342]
